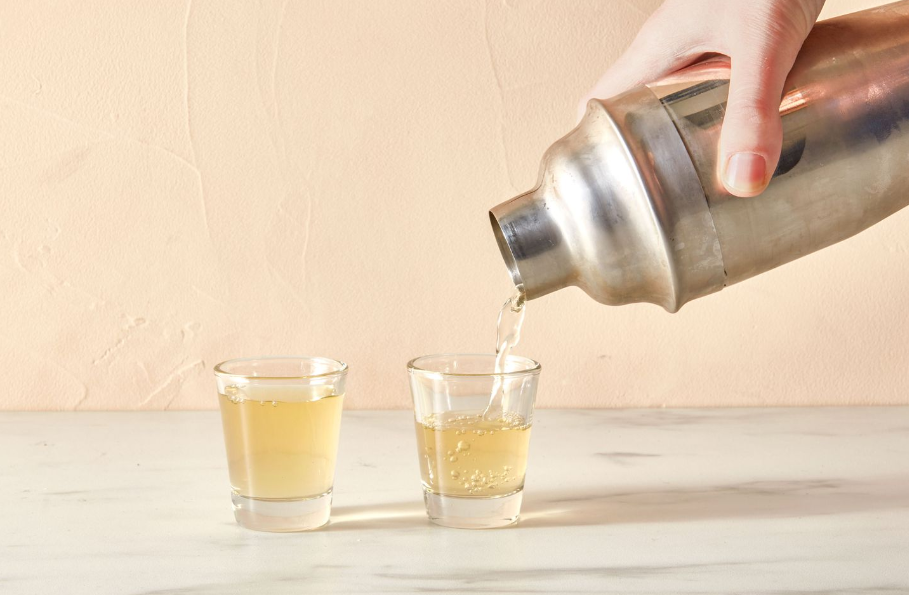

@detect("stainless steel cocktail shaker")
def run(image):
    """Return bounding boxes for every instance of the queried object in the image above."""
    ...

[490,1,909,312]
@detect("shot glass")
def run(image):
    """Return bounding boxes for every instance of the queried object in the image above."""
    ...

[214,356,347,532]
[408,353,541,529]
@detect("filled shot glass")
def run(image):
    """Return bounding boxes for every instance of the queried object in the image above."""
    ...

[214,356,347,532]
[408,353,541,529]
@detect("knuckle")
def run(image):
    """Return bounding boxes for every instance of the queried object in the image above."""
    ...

[725,105,775,131]
[726,93,777,121]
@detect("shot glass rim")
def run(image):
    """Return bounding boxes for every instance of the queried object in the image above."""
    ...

[407,352,541,379]
[213,355,348,381]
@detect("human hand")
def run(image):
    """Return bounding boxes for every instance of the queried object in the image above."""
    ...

[579,0,826,197]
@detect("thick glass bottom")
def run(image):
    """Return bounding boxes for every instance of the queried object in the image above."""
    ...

[231,490,331,532]
[422,486,522,529]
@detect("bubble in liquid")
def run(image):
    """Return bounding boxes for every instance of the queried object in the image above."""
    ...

[258,400,265,406]
[424,456,435,482]
[448,456,458,462]
[456,441,470,452]
[489,430,495,436]
[450,470,460,479]
[446,450,454,457]
[488,484,497,490]
[271,401,277,407]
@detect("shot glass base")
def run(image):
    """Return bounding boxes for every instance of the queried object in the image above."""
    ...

[423,487,523,529]
[231,490,331,532]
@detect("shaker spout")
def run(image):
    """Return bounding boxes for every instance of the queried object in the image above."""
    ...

[489,210,522,289]
[489,189,576,300]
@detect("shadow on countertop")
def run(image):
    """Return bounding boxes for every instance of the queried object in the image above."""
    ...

[324,475,908,531]
[519,475,909,528]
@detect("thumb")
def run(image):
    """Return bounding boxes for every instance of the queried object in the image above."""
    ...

[719,46,798,197]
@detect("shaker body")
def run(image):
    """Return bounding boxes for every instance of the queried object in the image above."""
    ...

[652,1,909,286]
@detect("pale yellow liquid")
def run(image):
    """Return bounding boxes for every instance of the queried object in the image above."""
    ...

[218,387,343,500]
[416,411,531,497]
[484,287,526,419]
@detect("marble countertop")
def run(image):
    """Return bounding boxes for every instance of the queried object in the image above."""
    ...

[2,408,907,594]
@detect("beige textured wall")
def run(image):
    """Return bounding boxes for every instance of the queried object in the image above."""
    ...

[2,0,905,411]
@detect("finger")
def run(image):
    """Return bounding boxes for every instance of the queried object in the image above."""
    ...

[577,49,703,121]
[577,10,706,121]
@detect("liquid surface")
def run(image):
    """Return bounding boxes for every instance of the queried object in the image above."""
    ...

[416,411,531,497]
[218,387,343,500]
[484,287,526,418]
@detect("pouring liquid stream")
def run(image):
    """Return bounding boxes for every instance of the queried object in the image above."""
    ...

[483,286,526,420]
